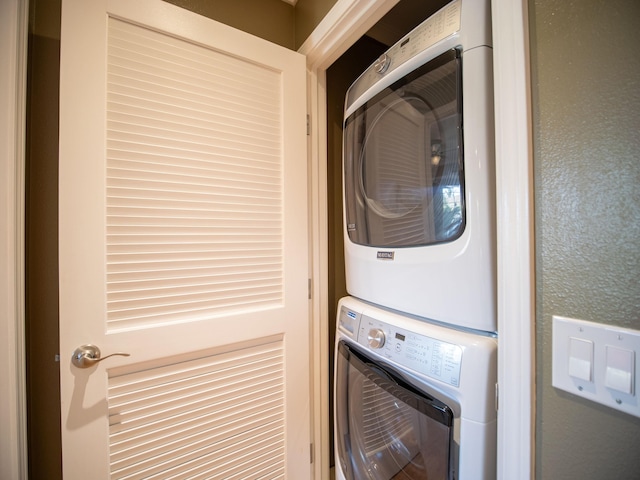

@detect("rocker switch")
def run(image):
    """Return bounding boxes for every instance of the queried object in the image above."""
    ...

[568,337,593,382]
[605,346,634,395]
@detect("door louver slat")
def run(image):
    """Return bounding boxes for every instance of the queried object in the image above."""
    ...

[106,17,284,332]
[108,339,285,479]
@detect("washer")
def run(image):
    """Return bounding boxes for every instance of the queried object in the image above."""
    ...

[334,296,497,479]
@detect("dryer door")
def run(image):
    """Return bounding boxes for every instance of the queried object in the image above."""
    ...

[335,341,454,480]
[343,49,463,248]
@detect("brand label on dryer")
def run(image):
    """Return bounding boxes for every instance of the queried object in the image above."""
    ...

[376,251,395,260]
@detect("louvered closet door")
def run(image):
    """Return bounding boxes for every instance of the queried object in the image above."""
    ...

[58,0,309,478]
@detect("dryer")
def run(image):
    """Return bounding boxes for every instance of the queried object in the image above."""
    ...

[342,0,496,332]
[334,296,497,479]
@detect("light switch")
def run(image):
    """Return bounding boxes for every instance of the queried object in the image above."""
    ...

[605,345,635,395]
[568,337,593,381]
[552,315,640,418]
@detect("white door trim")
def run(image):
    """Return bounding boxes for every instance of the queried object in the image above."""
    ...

[301,0,534,478]
[491,0,535,477]
[1,0,29,478]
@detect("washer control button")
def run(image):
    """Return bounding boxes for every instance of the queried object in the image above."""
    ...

[367,328,386,349]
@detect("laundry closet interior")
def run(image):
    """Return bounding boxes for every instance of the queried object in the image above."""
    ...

[326,0,499,476]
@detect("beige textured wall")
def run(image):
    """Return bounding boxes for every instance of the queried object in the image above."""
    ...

[161,0,339,51]
[294,0,337,48]
[530,0,640,478]
[163,0,296,49]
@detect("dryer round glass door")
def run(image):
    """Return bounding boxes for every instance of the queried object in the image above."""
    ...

[343,49,463,248]
[335,341,454,480]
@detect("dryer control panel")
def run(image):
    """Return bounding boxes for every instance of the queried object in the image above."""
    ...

[338,304,463,387]
[345,0,461,112]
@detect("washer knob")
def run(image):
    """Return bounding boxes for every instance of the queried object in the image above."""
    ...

[373,54,390,74]
[367,328,386,349]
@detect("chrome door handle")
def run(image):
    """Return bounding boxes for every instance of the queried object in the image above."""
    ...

[71,344,130,368]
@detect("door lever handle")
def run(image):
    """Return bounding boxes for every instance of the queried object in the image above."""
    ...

[71,344,130,369]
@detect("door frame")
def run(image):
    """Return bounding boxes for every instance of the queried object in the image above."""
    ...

[3,0,533,478]
[1,0,29,477]
[300,0,534,479]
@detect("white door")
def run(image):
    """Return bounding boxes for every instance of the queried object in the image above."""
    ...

[58,0,310,478]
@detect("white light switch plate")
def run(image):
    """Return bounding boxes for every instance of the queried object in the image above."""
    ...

[552,315,640,418]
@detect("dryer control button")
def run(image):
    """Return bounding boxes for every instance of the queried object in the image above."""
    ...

[367,328,386,349]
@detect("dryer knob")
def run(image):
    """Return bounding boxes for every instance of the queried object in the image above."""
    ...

[373,54,390,74]
[367,328,386,349]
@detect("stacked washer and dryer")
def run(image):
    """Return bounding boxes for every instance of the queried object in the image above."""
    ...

[334,0,497,479]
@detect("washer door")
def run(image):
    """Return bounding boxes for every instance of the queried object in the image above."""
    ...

[343,49,463,248]
[335,341,454,480]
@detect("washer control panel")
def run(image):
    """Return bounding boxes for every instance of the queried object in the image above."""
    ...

[339,305,463,387]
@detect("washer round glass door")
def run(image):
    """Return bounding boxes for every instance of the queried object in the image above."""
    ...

[335,341,454,480]
[343,49,463,248]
